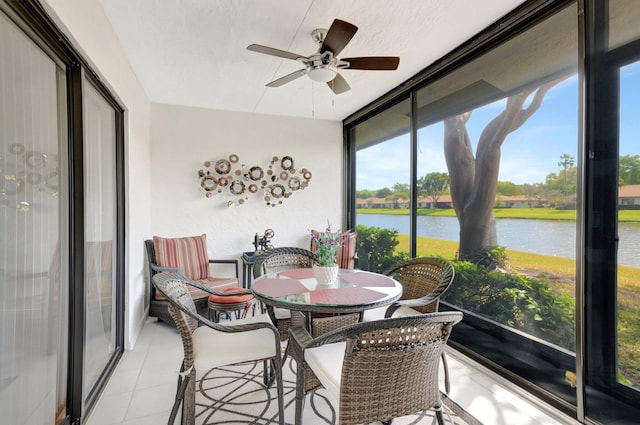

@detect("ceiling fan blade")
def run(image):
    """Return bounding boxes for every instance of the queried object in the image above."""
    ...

[320,19,358,56]
[342,56,400,70]
[247,44,308,61]
[327,73,350,94]
[266,68,308,87]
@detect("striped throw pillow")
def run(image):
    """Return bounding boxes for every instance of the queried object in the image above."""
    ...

[153,234,209,280]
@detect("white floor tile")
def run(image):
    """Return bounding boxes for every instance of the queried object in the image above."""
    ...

[122,409,176,425]
[136,360,181,390]
[101,364,141,396]
[123,383,176,421]
[86,391,132,425]
[85,318,582,425]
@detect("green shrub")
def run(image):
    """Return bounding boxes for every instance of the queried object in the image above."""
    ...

[443,261,575,350]
[355,225,409,273]
[457,245,509,270]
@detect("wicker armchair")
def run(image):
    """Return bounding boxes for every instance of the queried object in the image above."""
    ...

[363,256,456,393]
[145,236,241,326]
[152,273,284,425]
[290,312,463,425]
[253,247,317,340]
[252,247,317,278]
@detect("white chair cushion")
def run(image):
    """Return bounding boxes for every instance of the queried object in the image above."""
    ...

[304,341,346,406]
[192,313,277,371]
[274,307,291,320]
[362,305,421,322]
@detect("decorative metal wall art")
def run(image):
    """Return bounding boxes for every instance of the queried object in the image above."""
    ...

[198,154,312,207]
[1,143,59,212]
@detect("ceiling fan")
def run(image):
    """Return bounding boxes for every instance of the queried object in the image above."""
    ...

[247,19,400,94]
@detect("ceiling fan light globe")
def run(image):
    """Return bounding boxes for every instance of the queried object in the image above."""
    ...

[308,66,337,83]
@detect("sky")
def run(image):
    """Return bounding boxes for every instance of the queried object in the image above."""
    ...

[356,61,640,191]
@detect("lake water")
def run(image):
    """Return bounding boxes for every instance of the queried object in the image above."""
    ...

[356,213,640,268]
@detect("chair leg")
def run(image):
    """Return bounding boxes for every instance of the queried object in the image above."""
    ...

[294,355,306,425]
[263,359,276,387]
[435,408,446,425]
[182,369,196,425]
[442,352,450,394]
[274,356,285,425]
[168,374,189,425]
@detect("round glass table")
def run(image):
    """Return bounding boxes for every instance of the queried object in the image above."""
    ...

[251,268,403,330]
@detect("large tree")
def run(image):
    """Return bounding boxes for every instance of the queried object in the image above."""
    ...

[443,79,563,261]
[418,172,449,208]
[619,154,640,185]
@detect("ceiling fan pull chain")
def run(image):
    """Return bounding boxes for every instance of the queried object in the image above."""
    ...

[311,82,315,117]
[331,80,335,107]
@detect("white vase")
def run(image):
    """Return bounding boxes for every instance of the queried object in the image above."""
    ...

[313,263,339,285]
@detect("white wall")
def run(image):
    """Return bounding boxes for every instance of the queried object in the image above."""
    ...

[42,0,152,349]
[36,0,345,351]
[150,103,344,282]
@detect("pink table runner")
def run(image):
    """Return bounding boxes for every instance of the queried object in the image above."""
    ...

[252,278,308,298]
[310,286,386,305]
[340,271,396,287]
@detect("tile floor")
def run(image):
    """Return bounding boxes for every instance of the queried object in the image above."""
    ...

[85,317,581,425]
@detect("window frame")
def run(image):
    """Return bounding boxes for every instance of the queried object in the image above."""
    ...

[345,0,640,422]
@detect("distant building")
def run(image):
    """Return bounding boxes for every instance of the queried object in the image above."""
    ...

[417,195,453,209]
[619,184,640,206]
[498,195,547,208]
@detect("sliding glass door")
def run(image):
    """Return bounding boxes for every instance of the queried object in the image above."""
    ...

[0,9,69,424]
[0,2,125,423]
[82,79,119,406]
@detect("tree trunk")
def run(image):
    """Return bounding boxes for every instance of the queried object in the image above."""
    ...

[443,80,562,261]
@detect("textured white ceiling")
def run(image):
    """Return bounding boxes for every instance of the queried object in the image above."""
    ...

[98,0,526,121]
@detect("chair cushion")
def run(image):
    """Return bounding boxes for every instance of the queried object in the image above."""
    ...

[304,341,346,406]
[153,234,209,280]
[361,305,422,322]
[154,276,238,301]
[274,307,291,320]
[310,230,357,269]
[208,288,253,304]
[192,313,277,371]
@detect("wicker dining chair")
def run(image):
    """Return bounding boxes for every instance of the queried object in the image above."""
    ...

[290,312,463,425]
[362,256,456,393]
[152,273,284,425]
[253,247,318,340]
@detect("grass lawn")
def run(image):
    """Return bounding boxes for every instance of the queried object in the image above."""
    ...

[395,234,640,386]
[358,207,640,222]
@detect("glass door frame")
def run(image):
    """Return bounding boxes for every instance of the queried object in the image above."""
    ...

[1,2,126,424]
[581,0,640,419]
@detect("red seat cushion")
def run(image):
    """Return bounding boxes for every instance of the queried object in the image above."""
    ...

[208,287,253,304]
[154,277,239,301]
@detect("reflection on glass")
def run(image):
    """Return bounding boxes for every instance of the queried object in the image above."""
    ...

[354,98,411,273]
[351,2,579,407]
[82,81,117,401]
[415,4,579,361]
[617,60,640,391]
[0,10,69,424]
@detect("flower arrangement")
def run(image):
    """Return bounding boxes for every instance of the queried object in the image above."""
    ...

[311,222,342,267]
